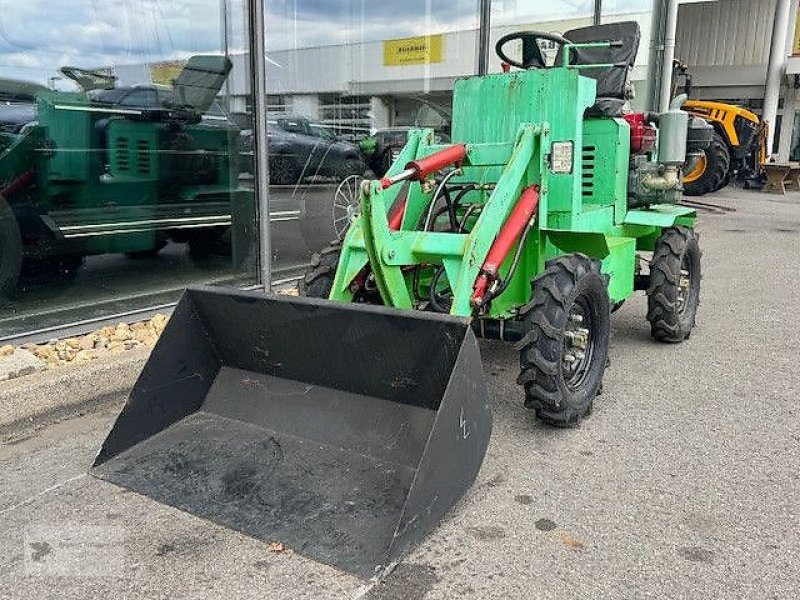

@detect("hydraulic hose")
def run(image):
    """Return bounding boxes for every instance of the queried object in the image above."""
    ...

[423,169,460,231]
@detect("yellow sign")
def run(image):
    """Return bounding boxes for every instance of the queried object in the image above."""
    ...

[150,60,185,86]
[384,35,444,66]
[794,8,800,56]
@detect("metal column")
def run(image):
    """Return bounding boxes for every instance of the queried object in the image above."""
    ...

[220,0,231,108]
[645,0,667,111]
[593,0,602,26]
[247,0,272,292]
[658,0,679,113]
[777,0,800,161]
[764,0,793,157]
[477,0,491,76]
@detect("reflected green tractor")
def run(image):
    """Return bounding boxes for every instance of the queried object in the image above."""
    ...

[0,55,245,299]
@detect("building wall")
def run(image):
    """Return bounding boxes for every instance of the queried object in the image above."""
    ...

[675,0,777,97]
[252,14,652,96]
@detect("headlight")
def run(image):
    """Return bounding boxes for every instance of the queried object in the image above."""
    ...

[550,141,574,174]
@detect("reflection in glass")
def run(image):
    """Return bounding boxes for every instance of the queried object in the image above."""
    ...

[0,0,256,337]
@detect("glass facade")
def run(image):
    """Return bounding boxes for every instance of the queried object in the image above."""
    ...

[270,0,657,272]
[0,0,258,339]
[262,2,481,272]
[0,0,657,340]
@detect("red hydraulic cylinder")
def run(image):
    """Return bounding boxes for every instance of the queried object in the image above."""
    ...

[380,144,468,189]
[388,199,406,230]
[471,184,540,308]
[408,144,468,178]
[1,170,36,199]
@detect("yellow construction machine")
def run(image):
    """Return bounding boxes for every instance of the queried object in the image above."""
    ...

[673,60,767,195]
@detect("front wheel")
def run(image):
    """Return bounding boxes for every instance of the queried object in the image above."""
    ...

[300,242,342,299]
[647,226,701,342]
[181,227,231,259]
[516,254,611,426]
[0,195,22,300]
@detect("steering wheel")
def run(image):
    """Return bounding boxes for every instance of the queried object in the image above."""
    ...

[495,31,572,70]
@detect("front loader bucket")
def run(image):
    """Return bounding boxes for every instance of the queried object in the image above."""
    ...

[91,287,491,578]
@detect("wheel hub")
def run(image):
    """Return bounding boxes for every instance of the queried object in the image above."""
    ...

[677,256,691,315]
[563,300,594,389]
[332,175,362,239]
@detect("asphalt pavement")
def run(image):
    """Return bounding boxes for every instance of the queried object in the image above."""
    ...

[0,187,798,599]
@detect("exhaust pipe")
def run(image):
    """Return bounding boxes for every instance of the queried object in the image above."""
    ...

[642,165,681,191]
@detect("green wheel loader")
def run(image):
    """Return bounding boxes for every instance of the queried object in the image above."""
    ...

[92,22,710,578]
[0,55,245,299]
[303,22,710,423]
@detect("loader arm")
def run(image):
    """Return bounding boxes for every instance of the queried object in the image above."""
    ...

[332,124,546,317]
[329,129,426,302]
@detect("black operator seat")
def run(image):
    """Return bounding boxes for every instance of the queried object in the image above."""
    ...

[563,21,641,117]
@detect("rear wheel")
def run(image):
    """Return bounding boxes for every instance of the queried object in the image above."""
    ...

[300,241,342,298]
[186,227,231,258]
[21,254,84,285]
[647,226,701,342]
[683,131,731,196]
[0,195,22,300]
[714,166,733,192]
[516,254,611,426]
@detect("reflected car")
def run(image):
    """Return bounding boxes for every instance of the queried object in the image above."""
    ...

[243,115,366,185]
[0,103,36,134]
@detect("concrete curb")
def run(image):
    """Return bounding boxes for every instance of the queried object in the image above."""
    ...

[0,347,149,437]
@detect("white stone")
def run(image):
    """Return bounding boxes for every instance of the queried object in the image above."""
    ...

[0,349,46,382]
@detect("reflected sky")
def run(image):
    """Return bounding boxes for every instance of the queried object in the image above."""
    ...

[0,0,650,86]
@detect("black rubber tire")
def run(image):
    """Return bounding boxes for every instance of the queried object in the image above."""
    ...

[300,241,342,298]
[343,158,365,178]
[713,166,733,193]
[646,226,701,343]
[186,227,231,258]
[0,195,22,300]
[683,132,731,197]
[516,254,611,427]
[371,150,393,178]
[20,254,84,285]
[270,154,300,185]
